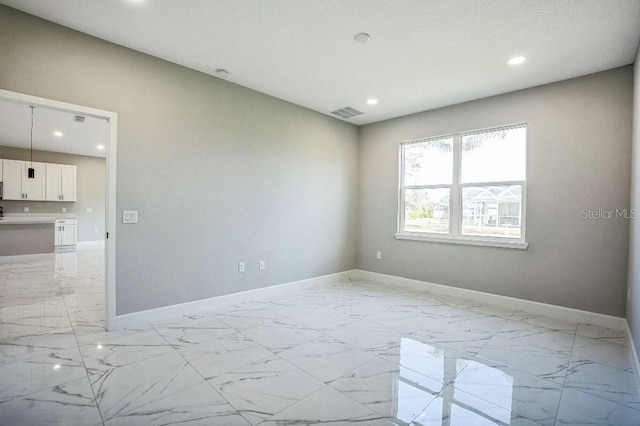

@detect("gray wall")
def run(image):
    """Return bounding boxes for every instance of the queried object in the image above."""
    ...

[358,67,633,317]
[0,146,105,242]
[0,6,359,315]
[628,47,640,357]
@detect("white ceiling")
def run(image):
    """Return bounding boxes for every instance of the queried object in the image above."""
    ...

[0,98,108,158]
[2,0,640,125]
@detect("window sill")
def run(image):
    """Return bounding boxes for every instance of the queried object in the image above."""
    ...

[394,233,529,250]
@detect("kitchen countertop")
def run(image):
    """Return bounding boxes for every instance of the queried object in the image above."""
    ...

[0,213,78,225]
[0,217,57,225]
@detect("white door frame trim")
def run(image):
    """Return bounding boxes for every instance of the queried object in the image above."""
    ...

[0,89,118,330]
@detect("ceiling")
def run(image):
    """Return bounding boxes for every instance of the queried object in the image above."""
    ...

[2,0,640,125]
[0,98,108,158]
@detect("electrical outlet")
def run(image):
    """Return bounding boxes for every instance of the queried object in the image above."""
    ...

[23,207,29,212]
[238,262,245,273]
[61,208,67,213]
[259,260,265,271]
[94,228,99,234]
[86,208,92,213]
[376,251,382,260]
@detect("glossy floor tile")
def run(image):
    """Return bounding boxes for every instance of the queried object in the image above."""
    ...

[0,247,638,425]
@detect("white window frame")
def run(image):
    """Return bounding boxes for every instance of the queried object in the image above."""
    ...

[396,123,528,250]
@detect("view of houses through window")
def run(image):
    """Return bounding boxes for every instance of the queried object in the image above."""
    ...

[400,125,526,242]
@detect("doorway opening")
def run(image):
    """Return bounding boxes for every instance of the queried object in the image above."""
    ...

[0,89,117,330]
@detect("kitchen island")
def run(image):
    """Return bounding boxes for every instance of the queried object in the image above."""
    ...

[0,217,56,256]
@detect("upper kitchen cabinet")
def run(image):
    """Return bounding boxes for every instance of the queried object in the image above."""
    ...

[2,159,46,200]
[2,159,22,200]
[46,163,76,201]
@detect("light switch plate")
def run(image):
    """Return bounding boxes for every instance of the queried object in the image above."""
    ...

[62,208,67,213]
[123,210,138,224]
[86,208,92,213]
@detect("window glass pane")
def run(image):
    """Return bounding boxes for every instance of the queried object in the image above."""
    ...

[461,185,522,238]
[404,188,450,234]
[404,139,454,186]
[460,127,526,183]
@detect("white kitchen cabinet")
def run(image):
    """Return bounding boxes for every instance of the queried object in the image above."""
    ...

[2,159,23,200]
[46,164,77,201]
[55,219,77,246]
[0,158,3,180]
[61,225,77,245]
[3,159,75,202]
[45,164,60,201]
[23,162,46,201]
[60,165,76,201]
[1,159,45,200]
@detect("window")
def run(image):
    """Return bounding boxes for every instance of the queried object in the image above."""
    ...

[397,124,527,249]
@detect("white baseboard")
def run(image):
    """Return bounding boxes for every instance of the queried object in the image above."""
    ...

[113,266,626,332]
[77,240,105,248]
[113,270,355,329]
[353,269,626,331]
[627,322,640,394]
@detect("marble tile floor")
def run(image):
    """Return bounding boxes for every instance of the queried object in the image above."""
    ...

[0,248,638,425]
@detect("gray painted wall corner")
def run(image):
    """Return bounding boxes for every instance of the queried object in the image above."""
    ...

[357,67,633,317]
[0,5,359,315]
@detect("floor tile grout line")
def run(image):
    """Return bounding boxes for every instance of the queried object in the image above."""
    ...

[150,311,388,424]
[209,350,327,422]
[466,314,578,386]
[421,305,540,424]
[284,299,461,422]
[551,321,579,424]
[319,357,424,425]
[84,323,212,423]
[146,321,260,423]
[446,353,560,425]
[568,386,640,413]
[0,275,105,418]
[60,274,107,426]
[254,383,387,426]
[0,357,98,406]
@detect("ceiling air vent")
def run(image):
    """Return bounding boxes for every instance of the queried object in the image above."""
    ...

[331,106,363,119]
[73,115,86,123]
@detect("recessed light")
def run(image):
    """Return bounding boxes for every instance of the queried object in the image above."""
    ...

[354,33,370,44]
[53,131,63,137]
[366,98,378,105]
[508,56,526,65]
[53,364,61,370]
[97,145,105,150]
[97,344,103,349]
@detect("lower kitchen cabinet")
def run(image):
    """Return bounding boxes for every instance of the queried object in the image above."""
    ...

[55,219,77,246]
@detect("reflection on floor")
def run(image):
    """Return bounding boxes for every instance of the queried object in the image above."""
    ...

[0,248,638,425]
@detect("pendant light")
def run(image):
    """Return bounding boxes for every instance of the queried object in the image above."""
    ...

[28,106,35,179]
